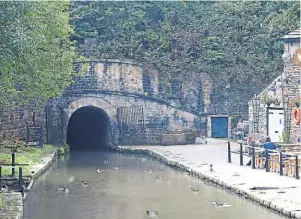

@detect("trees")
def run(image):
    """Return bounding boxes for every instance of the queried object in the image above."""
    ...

[71,1,299,112]
[0,1,82,110]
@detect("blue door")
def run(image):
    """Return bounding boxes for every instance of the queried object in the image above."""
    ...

[211,117,228,138]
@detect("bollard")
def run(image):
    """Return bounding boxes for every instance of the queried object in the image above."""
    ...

[19,167,23,191]
[279,152,283,176]
[252,147,255,169]
[240,143,243,166]
[228,142,232,163]
[265,149,269,172]
[12,152,15,176]
[296,155,299,180]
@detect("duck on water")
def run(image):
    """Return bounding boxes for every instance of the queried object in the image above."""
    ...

[146,210,158,217]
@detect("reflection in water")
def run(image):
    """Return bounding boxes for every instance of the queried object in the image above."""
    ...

[24,151,286,219]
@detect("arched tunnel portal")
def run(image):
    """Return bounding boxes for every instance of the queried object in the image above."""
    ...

[66,106,112,150]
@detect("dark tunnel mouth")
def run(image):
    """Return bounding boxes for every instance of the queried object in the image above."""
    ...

[66,106,111,150]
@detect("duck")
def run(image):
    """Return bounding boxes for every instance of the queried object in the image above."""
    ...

[148,170,153,173]
[213,201,232,208]
[190,187,199,192]
[104,160,109,164]
[209,164,213,172]
[114,167,119,170]
[82,181,88,186]
[146,210,158,217]
[1,184,9,193]
[215,201,224,206]
[57,187,69,193]
[96,169,104,173]
[155,175,161,180]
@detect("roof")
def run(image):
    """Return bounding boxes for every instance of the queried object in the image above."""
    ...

[281,29,301,41]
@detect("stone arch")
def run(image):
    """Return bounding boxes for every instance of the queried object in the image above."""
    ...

[64,96,117,150]
[66,96,116,121]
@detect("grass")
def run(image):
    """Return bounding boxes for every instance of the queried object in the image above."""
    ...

[0,144,56,177]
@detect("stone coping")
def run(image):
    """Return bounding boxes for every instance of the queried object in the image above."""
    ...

[116,146,301,219]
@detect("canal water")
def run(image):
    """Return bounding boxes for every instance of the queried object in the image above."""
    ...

[24,150,286,219]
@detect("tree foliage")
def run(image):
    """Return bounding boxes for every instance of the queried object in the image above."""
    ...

[0,1,83,110]
[71,1,299,108]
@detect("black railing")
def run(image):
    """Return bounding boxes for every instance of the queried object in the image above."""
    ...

[0,152,28,191]
[227,142,300,180]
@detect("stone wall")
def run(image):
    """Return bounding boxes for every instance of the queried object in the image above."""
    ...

[1,59,212,146]
[0,104,46,144]
[70,60,213,115]
[47,94,200,145]
[248,30,301,143]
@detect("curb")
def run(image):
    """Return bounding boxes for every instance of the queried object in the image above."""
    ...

[24,150,58,200]
[116,147,301,219]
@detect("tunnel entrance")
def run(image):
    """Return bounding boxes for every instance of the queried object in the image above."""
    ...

[67,106,111,150]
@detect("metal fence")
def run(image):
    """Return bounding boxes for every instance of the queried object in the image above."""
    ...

[0,152,27,192]
[227,142,300,180]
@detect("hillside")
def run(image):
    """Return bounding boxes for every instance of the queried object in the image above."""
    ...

[70,1,300,115]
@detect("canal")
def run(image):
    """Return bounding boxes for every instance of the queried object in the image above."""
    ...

[24,150,286,219]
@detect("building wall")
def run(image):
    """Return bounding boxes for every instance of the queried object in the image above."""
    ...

[248,32,301,143]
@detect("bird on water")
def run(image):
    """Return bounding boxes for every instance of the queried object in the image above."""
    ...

[191,187,199,192]
[57,187,69,193]
[146,210,158,217]
[104,160,109,164]
[96,169,103,173]
[82,181,88,186]
[209,164,213,172]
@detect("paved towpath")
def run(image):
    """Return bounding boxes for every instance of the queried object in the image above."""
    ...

[118,142,301,218]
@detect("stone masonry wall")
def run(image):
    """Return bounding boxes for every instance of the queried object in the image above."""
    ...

[70,60,213,115]
[1,59,210,146]
[0,104,46,144]
[248,34,301,143]
[47,94,200,145]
